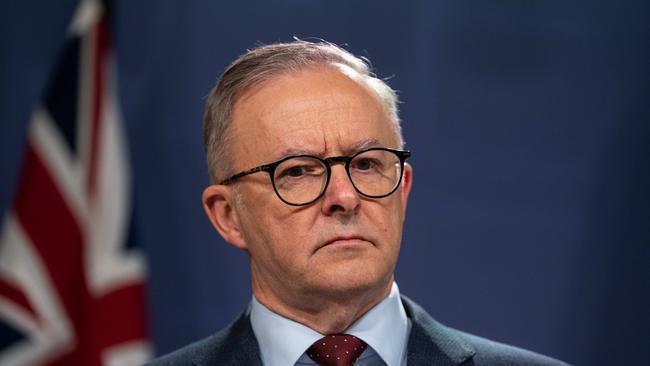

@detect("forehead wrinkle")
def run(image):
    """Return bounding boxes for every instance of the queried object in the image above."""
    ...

[262,98,359,124]
[348,138,381,153]
[276,147,324,159]
[276,138,382,160]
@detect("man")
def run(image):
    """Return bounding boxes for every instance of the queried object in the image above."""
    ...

[148,40,568,366]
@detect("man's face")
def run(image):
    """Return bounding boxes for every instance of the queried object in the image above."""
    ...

[216,67,412,307]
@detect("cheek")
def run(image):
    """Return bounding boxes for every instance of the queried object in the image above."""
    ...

[369,196,403,224]
[245,203,313,263]
[368,200,404,249]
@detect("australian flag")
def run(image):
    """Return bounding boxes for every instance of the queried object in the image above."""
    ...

[0,0,151,364]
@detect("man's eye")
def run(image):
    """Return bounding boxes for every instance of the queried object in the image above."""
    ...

[275,159,325,181]
[286,166,306,177]
[353,158,376,171]
[278,165,315,179]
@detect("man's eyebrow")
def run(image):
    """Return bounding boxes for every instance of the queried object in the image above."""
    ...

[275,139,382,160]
[277,148,321,159]
[349,138,381,152]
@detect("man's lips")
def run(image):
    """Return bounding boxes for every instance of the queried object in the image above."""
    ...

[317,235,371,250]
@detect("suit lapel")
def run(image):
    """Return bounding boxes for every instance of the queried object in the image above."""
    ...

[402,296,476,366]
[192,311,263,366]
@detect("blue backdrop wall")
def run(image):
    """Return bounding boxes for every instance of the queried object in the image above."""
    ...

[2,1,649,365]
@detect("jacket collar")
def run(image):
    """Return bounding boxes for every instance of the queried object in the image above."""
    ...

[192,295,475,366]
[401,295,476,366]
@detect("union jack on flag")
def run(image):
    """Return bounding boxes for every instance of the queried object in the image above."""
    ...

[0,0,152,364]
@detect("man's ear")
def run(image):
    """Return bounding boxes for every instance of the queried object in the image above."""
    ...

[400,162,413,214]
[202,184,248,250]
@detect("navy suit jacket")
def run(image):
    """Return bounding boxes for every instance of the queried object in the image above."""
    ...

[147,296,569,366]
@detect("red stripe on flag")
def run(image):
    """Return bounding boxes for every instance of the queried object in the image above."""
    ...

[46,284,150,366]
[0,277,38,321]
[14,143,87,342]
[86,283,149,360]
[87,18,108,197]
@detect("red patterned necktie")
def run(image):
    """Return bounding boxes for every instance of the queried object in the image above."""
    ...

[306,334,368,366]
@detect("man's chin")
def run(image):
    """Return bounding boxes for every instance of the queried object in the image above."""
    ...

[305,267,392,299]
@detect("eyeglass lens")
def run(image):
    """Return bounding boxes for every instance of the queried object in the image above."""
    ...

[272,149,402,205]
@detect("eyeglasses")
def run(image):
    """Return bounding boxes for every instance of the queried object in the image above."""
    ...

[220,147,411,206]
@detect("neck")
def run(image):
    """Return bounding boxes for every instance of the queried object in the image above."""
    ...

[252,277,393,334]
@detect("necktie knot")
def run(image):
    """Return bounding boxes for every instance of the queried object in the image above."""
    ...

[306,334,368,366]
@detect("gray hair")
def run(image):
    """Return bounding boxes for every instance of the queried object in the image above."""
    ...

[203,40,402,183]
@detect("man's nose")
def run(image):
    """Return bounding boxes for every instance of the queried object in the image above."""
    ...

[321,165,361,216]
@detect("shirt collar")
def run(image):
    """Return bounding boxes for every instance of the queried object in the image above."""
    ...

[346,282,410,366]
[250,295,323,366]
[250,282,410,366]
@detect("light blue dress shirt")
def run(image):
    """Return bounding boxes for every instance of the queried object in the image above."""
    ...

[250,282,411,366]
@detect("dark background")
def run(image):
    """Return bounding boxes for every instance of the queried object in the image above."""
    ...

[2,1,649,365]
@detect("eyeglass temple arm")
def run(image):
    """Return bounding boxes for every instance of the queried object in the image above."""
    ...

[219,165,268,185]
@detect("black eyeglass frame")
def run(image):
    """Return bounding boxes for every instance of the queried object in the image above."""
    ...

[219,147,411,206]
